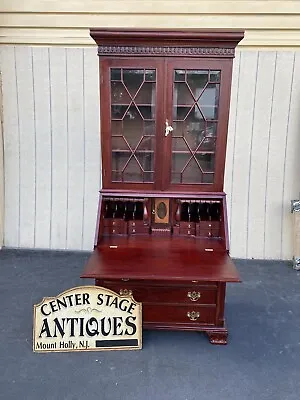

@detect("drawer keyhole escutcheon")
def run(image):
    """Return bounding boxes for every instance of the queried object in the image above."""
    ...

[187,291,201,301]
[187,311,200,321]
[119,289,132,296]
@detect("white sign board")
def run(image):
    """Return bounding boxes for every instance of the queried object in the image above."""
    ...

[33,286,142,352]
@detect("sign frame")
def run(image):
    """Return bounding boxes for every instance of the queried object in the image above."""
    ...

[33,286,142,353]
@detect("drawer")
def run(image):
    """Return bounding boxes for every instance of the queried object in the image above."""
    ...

[196,221,220,238]
[102,218,127,235]
[103,218,127,227]
[197,229,220,238]
[179,222,196,236]
[143,304,216,325]
[103,225,127,235]
[128,221,149,235]
[100,281,217,305]
[180,222,195,229]
[179,227,196,236]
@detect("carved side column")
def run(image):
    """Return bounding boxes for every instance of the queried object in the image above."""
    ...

[291,200,300,270]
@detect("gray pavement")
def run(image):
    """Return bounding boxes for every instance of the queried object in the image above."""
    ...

[0,249,299,400]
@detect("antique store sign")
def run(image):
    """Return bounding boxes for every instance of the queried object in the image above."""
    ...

[33,286,142,352]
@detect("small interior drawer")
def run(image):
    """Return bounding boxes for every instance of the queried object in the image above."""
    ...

[128,221,149,235]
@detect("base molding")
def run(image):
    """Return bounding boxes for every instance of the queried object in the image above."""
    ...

[143,323,228,345]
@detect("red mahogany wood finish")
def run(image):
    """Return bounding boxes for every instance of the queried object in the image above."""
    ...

[81,29,244,344]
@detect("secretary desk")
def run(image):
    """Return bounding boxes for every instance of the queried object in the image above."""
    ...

[81,29,244,344]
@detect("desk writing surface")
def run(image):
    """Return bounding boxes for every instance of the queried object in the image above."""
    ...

[81,237,240,283]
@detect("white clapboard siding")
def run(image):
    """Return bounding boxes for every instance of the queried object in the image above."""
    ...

[264,53,295,260]
[15,47,36,248]
[246,52,277,260]
[82,48,100,250]
[65,48,85,250]
[281,53,300,260]
[0,48,5,248]
[224,51,240,245]
[1,47,20,247]
[49,48,68,249]
[32,47,52,249]
[228,51,259,258]
[1,46,300,259]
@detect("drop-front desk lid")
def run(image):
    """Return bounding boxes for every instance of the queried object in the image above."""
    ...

[81,237,240,283]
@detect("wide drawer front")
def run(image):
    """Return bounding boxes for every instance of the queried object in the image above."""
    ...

[100,281,217,305]
[143,304,216,325]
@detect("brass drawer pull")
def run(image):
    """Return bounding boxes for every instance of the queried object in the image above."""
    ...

[119,289,132,296]
[187,291,201,302]
[187,311,200,321]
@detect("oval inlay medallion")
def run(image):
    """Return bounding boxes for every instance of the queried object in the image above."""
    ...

[157,202,167,219]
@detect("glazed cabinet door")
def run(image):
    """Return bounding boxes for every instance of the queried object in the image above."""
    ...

[162,59,233,192]
[100,59,165,189]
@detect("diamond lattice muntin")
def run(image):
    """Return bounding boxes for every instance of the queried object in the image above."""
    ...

[110,68,156,183]
[171,69,220,184]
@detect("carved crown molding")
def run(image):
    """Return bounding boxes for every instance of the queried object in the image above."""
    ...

[97,45,235,58]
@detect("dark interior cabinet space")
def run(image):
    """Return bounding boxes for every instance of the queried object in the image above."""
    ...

[81,29,244,344]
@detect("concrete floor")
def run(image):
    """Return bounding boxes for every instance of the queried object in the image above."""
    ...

[0,249,300,400]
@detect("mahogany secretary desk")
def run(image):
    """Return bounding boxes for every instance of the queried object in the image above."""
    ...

[81,29,244,344]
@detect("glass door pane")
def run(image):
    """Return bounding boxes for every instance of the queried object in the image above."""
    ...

[171,69,220,184]
[110,68,156,183]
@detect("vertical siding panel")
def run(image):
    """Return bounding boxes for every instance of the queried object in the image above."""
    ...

[32,47,52,248]
[0,47,4,248]
[15,47,35,247]
[230,51,258,258]
[247,52,276,259]
[1,47,20,247]
[265,52,294,259]
[49,48,68,249]
[66,48,84,250]
[224,50,240,244]
[282,52,300,260]
[82,48,101,251]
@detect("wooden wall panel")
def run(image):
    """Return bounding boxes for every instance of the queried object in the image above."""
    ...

[281,53,300,260]
[228,51,258,258]
[264,53,294,259]
[1,47,20,247]
[2,1,300,14]
[224,51,240,244]
[15,47,35,248]
[1,46,300,259]
[246,52,276,259]
[82,48,101,251]
[32,47,52,249]
[65,49,85,250]
[2,1,300,47]
[49,48,68,249]
[0,49,4,248]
